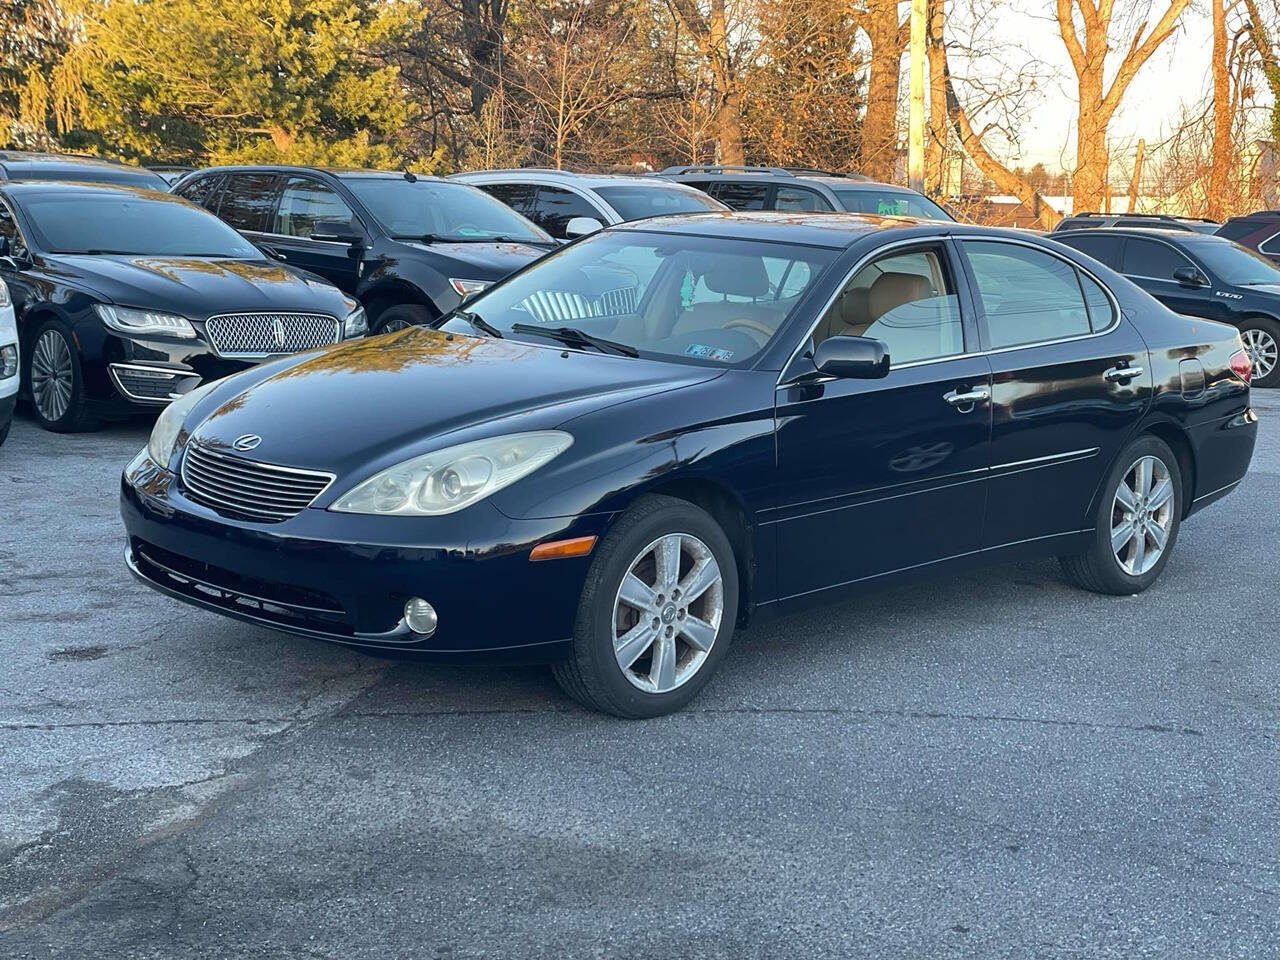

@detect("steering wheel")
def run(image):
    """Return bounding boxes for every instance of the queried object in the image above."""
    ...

[723,317,777,345]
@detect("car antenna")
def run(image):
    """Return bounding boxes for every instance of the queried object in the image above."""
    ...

[403,170,417,183]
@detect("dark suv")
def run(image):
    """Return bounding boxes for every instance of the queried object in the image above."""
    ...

[1216,211,1280,265]
[0,150,168,188]
[1053,211,1220,234]
[659,165,954,220]
[173,166,557,333]
[1053,227,1280,386]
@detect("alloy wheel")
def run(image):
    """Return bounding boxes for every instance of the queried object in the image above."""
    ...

[1111,455,1174,577]
[612,532,724,694]
[1242,327,1278,382]
[30,329,74,424]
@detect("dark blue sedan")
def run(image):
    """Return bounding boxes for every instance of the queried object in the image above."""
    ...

[121,213,1258,717]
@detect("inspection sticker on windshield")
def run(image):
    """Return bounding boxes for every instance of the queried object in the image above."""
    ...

[686,344,734,361]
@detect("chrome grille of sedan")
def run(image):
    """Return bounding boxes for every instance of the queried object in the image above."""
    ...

[203,312,340,358]
[180,443,334,523]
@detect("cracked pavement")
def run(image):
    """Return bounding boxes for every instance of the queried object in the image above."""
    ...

[1,392,1277,959]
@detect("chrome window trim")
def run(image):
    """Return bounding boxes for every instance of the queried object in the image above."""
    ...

[1257,230,1280,255]
[777,233,1124,387]
[248,229,354,248]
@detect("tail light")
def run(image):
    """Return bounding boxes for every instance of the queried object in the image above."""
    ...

[1229,349,1252,384]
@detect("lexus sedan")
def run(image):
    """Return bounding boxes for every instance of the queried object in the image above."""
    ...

[0,181,365,432]
[121,213,1257,718]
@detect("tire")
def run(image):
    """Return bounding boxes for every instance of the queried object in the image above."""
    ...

[24,319,96,433]
[551,495,740,718]
[1059,435,1182,595]
[1238,316,1280,388]
[373,303,434,335]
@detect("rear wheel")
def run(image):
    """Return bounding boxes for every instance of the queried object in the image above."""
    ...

[25,320,96,432]
[1059,435,1182,595]
[551,495,739,718]
[1239,316,1280,388]
[373,303,433,335]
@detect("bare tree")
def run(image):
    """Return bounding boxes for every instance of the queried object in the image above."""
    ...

[1055,0,1193,211]
[508,0,641,169]
[666,0,753,163]
[855,0,909,180]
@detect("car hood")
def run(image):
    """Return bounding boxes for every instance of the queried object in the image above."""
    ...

[187,328,720,476]
[44,254,347,319]
[396,240,552,280]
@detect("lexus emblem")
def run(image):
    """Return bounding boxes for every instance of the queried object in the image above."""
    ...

[272,317,286,348]
[232,434,262,452]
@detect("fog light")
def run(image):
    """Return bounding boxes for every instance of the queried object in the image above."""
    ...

[0,345,16,379]
[404,598,438,636]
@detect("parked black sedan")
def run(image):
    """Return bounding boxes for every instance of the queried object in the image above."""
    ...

[1052,227,1280,387]
[121,213,1257,717]
[172,167,557,333]
[0,181,366,432]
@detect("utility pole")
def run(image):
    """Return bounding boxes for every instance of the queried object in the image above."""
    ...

[908,0,927,193]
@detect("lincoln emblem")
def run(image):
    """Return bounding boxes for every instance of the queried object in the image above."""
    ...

[272,317,286,348]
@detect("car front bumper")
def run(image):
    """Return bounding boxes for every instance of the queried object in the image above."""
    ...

[120,450,608,660]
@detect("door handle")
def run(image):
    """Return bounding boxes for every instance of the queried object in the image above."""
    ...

[1103,364,1143,383]
[943,386,991,411]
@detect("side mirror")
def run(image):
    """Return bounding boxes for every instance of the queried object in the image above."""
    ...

[564,216,603,239]
[1173,265,1206,287]
[311,220,364,245]
[812,336,890,380]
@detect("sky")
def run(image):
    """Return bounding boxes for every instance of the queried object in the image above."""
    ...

[964,3,1234,172]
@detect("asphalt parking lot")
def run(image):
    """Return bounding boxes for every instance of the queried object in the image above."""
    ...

[1,392,1277,960]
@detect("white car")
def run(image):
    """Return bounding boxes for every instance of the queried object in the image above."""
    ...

[0,278,16,446]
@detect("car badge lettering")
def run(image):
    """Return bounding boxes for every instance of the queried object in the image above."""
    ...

[232,434,262,452]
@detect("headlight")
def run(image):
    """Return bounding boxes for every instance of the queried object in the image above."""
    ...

[449,278,491,299]
[0,278,10,307]
[343,302,368,339]
[0,346,16,379]
[147,379,220,466]
[96,304,197,339]
[330,431,573,516]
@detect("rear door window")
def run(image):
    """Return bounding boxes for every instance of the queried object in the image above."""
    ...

[708,182,770,210]
[962,240,1092,349]
[1057,232,1123,270]
[478,182,538,219]
[174,174,224,212]
[773,186,832,212]
[216,173,281,233]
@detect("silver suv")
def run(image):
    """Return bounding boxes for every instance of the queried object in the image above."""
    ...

[452,169,728,240]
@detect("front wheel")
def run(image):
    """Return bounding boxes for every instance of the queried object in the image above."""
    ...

[551,495,739,718]
[1239,316,1280,388]
[1059,435,1182,595]
[25,320,96,432]
[372,303,434,335]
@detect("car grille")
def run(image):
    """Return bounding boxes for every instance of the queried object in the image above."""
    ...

[180,442,334,523]
[203,312,340,358]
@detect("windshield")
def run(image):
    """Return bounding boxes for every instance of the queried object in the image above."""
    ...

[594,184,724,221]
[344,178,551,243]
[833,189,954,221]
[11,167,168,189]
[21,192,264,257]
[439,230,838,366]
[1190,240,1280,285]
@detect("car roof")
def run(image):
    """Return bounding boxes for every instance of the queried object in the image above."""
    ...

[0,151,165,183]
[0,180,177,200]
[455,169,709,191]
[1055,225,1237,245]
[609,210,1010,248]
[186,164,454,183]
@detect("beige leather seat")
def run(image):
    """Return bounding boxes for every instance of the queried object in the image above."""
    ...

[671,254,786,338]
[822,271,934,340]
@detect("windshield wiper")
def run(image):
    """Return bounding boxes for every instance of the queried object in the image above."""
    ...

[457,310,503,338]
[82,249,138,255]
[511,323,638,357]
[391,233,449,243]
